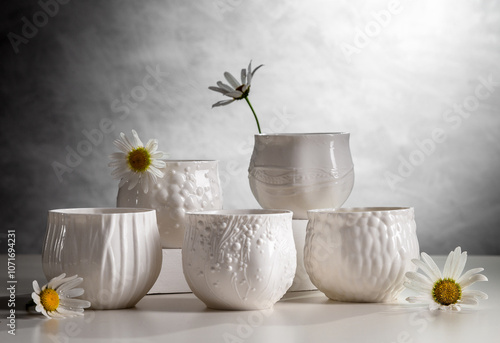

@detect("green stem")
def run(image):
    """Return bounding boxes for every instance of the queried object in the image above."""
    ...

[244,97,261,134]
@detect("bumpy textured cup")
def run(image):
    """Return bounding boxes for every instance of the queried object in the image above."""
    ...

[304,207,419,302]
[117,160,223,248]
[248,133,354,219]
[42,208,162,310]
[182,210,296,310]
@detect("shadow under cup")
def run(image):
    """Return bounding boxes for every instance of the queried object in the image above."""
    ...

[42,208,162,310]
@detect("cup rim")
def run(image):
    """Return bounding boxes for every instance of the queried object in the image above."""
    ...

[49,208,156,215]
[308,207,412,214]
[255,132,349,137]
[186,209,293,216]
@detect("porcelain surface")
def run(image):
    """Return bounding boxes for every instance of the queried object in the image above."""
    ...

[117,160,223,248]
[289,219,316,292]
[248,133,354,219]
[304,207,419,303]
[182,209,296,310]
[42,208,162,310]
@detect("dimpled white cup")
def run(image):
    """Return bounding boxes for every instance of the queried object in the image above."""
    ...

[304,207,419,302]
[117,160,223,248]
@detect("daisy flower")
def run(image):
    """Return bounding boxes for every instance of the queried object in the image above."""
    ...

[208,60,264,133]
[404,247,488,311]
[108,129,166,193]
[32,273,91,319]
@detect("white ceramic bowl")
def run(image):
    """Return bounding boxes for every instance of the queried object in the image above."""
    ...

[304,207,419,302]
[42,208,162,310]
[117,160,223,248]
[248,133,354,219]
[182,209,296,310]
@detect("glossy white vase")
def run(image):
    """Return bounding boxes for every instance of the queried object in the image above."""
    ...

[248,133,354,219]
[42,208,162,310]
[304,207,419,303]
[117,160,223,248]
[182,210,296,310]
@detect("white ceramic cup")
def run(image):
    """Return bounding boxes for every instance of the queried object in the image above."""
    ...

[42,208,162,310]
[182,209,296,310]
[304,207,419,302]
[248,133,354,219]
[117,160,223,248]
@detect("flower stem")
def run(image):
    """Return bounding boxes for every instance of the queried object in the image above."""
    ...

[245,97,261,134]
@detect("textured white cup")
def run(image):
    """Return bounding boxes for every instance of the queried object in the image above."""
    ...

[182,209,296,310]
[117,160,223,248]
[248,133,354,219]
[42,208,162,310]
[304,207,419,302]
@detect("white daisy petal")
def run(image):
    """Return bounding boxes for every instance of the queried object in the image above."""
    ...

[151,152,166,160]
[457,268,484,284]
[251,64,264,77]
[459,274,488,289]
[224,72,240,89]
[63,287,85,298]
[225,91,244,99]
[412,258,440,281]
[442,248,456,279]
[216,81,235,93]
[460,296,478,305]
[208,86,229,95]
[33,280,41,293]
[212,99,236,107]
[451,249,468,280]
[56,276,83,293]
[463,289,488,300]
[113,139,132,154]
[145,139,158,153]
[241,68,246,85]
[247,60,253,85]
[405,271,433,287]
[121,132,137,150]
[420,253,443,280]
[47,273,67,289]
[131,130,144,147]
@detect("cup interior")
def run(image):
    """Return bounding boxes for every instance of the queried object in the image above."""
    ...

[308,207,411,214]
[50,208,155,215]
[186,209,292,216]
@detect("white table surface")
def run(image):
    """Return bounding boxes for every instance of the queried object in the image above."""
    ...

[1,255,498,343]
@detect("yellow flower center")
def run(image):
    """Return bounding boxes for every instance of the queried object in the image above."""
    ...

[432,278,462,305]
[127,147,151,173]
[40,288,60,312]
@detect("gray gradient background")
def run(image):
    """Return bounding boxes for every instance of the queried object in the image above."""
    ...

[1,0,499,254]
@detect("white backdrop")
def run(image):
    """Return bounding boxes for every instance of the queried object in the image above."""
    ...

[1,0,499,254]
